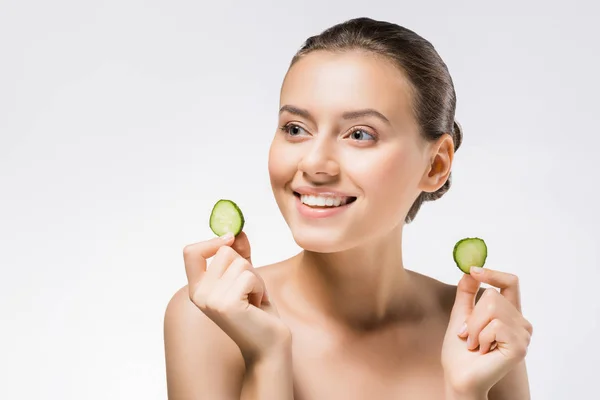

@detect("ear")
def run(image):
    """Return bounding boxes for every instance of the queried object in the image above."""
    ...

[418,133,454,193]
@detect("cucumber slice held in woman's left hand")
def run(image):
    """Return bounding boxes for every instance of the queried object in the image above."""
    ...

[209,199,245,237]
[453,237,488,274]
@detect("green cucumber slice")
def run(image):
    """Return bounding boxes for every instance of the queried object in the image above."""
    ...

[209,199,245,237]
[453,237,487,274]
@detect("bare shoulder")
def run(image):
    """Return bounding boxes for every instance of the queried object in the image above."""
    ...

[163,285,245,400]
[255,259,292,283]
[406,270,486,317]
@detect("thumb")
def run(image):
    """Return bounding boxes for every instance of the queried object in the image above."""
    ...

[449,273,481,331]
[230,231,273,305]
[231,230,252,264]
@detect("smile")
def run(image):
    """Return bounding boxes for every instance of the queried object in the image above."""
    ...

[293,192,357,218]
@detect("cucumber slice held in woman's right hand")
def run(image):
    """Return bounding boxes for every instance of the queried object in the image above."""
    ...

[209,199,245,237]
[453,237,488,274]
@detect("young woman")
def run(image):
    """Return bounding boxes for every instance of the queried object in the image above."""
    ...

[164,17,533,400]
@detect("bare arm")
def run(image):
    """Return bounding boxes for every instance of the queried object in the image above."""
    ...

[164,285,246,400]
[164,284,295,400]
[241,343,294,400]
[488,360,531,400]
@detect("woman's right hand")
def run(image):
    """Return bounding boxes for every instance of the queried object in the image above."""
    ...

[183,231,291,365]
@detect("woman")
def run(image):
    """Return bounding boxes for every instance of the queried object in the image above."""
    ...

[164,17,533,399]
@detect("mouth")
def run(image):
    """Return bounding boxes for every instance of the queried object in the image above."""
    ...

[293,191,358,209]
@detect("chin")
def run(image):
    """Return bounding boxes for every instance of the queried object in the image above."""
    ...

[290,227,356,253]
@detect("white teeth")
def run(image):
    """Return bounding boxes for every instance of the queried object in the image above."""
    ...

[300,194,348,207]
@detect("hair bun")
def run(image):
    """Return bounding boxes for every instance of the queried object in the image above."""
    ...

[452,120,463,151]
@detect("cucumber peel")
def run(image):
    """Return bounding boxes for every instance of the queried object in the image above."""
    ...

[453,237,487,274]
[209,199,245,237]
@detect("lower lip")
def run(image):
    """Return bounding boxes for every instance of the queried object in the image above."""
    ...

[294,195,354,219]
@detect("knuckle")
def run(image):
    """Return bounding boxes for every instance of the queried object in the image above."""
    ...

[524,319,534,335]
[477,329,490,342]
[241,259,254,271]
[215,245,232,257]
[204,292,222,312]
[229,258,247,274]
[507,273,520,286]
[241,270,262,288]
[187,284,197,303]
[240,269,255,281]
[489,318,501,330]
[190,286,208,310]
[486,301,497,314]
[183,244,196,259]
[231,256,249,270]
[515,344,528,359]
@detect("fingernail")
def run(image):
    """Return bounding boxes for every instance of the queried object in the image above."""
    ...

[458,322,468,336]
[220,232,234,242]
[467,335,474,348]
[470,266,483,274]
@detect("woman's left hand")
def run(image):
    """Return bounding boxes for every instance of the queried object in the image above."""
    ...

[441,267,533,397]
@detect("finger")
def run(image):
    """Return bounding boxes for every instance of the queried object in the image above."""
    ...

[484,318,530,360]
[204,257,249,309]
[465,288,518,350]
[228,231,272,304]
[219,261,270,307]
[218,257,251,293]
[450,274,481,332]
[228,269,265,308]
[470,267,521,312]
[206,246,241,281]
[231,231,252,263]
[183,234,235,286]
[478,318,501,354]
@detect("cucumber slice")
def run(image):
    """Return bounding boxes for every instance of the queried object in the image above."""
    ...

[209,199,245,237]
[453,237,487,274]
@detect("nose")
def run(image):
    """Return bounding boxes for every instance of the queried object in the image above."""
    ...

[297,135,340,179]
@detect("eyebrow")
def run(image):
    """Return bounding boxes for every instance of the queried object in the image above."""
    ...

[279,105,391,126]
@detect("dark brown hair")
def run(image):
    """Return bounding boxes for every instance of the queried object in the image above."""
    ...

[289,17,463,223]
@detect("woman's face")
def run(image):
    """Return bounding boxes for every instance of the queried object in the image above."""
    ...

[268,50,440,253]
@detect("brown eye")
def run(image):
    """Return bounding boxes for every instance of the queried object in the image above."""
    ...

[281,123,308,137]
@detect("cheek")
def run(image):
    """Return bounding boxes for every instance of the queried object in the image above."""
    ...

[351,146,423,207]
[268,139,293,187]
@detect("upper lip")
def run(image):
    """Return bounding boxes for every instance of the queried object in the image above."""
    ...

[292,186,357,198]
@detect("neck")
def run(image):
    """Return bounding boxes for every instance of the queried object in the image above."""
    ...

[289,225,427,331]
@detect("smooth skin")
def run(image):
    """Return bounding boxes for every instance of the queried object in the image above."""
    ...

[164,50,532,399]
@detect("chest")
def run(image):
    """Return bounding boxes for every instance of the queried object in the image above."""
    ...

[288,322,448,400]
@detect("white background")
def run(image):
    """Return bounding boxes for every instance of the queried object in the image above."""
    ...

[1,1,599,399]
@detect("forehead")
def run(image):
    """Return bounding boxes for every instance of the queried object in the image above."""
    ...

[280,50,415,124]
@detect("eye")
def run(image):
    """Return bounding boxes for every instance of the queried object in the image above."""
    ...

[280,123,309,137]
[348,129,376,141]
